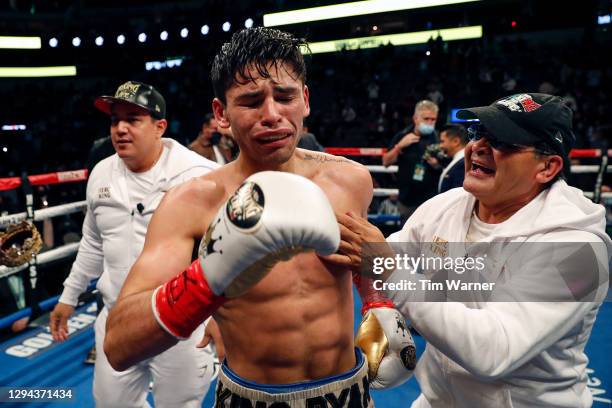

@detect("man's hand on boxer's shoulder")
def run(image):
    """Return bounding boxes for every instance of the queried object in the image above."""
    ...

[322,211,393,277]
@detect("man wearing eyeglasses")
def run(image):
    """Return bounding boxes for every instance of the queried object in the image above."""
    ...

[326,93,611,407]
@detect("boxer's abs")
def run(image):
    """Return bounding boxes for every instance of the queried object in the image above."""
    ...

[215,253,356,384]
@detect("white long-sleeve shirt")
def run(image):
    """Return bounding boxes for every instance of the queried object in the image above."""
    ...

[59,138,219,308]
[387,182,611,407]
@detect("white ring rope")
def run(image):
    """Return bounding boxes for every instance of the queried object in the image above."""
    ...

[571,165,612,174]
[365,165,612,174]
[0,242,80,279]
[0,201,86,227]
[372,188,612,199]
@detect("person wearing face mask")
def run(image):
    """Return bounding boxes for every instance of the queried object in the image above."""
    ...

[189,113,235,164]
[383,100,440,223]
[328,93,611,408]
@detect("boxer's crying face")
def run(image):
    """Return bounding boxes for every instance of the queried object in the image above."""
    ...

[224,61,310,166]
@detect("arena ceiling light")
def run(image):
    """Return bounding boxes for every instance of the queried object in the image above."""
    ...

[180,28,189,38]
[72,37,81,47]
[138,33,147,43]
[200,25,209,35]
[304,25,482,54]
[117,34,126,45]
[49,37,58,48]
[245,18,254,28]
[2,124,26,131]
[160,30,169,41]
[263,0,482,27]
[0,36,42,49]
[222,22,231,32]
[0,66,77,77]
[95,36,104,46]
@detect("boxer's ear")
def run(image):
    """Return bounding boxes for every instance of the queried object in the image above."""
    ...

[212,98,230,129]
[302,85,310,118]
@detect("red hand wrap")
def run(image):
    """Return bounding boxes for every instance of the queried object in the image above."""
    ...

[353,272,394,315]
[154,260,226,339]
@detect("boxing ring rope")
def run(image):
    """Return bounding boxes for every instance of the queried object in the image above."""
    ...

[0,243,81,280]
[0,169,88,191]
[324,147,612,158]
[0,169,88,330]
[324,147,612,200]
[0,201,87,227]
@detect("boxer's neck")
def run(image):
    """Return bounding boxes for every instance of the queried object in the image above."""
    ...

[234,153,299,178]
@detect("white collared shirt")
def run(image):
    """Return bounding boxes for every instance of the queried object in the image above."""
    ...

[438,149,465,193]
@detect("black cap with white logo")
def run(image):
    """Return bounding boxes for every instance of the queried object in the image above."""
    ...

[94,81,166,119]
[457,93,575,171]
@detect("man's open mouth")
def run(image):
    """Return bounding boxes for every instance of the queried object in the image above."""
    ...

[471,162,495,175]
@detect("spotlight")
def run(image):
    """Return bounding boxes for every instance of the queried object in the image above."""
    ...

[373,25,378,31]
[160,30,169,41]
[245,18,254,28]
[49,37,58,48]
[95,36,104,46]
[426,50,431,56]
[72,37,81,47]
[117,34,126,45]
[138,33,147,43]
[200,25,209,35]
[180,28,189,38]
[222,21,231,32]
[2,147,7,153]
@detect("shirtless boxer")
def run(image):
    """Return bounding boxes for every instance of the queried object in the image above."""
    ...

[104,28,414,407]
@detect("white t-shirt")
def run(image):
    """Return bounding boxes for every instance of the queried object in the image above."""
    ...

[125,147,168,212]
[465,209,504,242]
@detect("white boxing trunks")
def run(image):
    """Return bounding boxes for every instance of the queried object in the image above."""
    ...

[214,349,373,408]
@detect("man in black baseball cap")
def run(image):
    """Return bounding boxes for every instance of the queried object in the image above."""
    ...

[457,93,575,177]
[94,80,166,119]
[91,81,168,172]
[322,92,610,407]
[51,79,218,407]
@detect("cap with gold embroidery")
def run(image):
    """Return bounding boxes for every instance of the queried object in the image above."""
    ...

[94,80,166,119]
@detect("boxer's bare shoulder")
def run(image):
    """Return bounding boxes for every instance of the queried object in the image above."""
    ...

[297,149,372,208]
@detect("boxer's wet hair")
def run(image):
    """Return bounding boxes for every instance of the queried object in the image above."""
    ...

[211,27,308,104]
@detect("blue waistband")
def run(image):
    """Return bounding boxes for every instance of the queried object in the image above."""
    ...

[221,348,365,394]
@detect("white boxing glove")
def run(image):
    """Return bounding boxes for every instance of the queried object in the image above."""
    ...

[201,171,339,297]
[356,307,416,389]
[153,171,340,339]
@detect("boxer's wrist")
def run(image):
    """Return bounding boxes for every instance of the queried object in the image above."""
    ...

[152,260,226,340]
[361,300,394,316]
[353,272,394,315]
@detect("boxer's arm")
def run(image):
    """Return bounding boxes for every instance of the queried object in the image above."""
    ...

[104,180,218,371]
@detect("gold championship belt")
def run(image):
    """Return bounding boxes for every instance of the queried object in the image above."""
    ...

[0,221,43,267]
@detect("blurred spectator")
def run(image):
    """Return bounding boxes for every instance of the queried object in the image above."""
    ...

[86,136,114,174]
[437,124,468,193]
[189,113,233,164]
[377,193,400,216]
[298,124,324,152]
[382,100,440,223]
